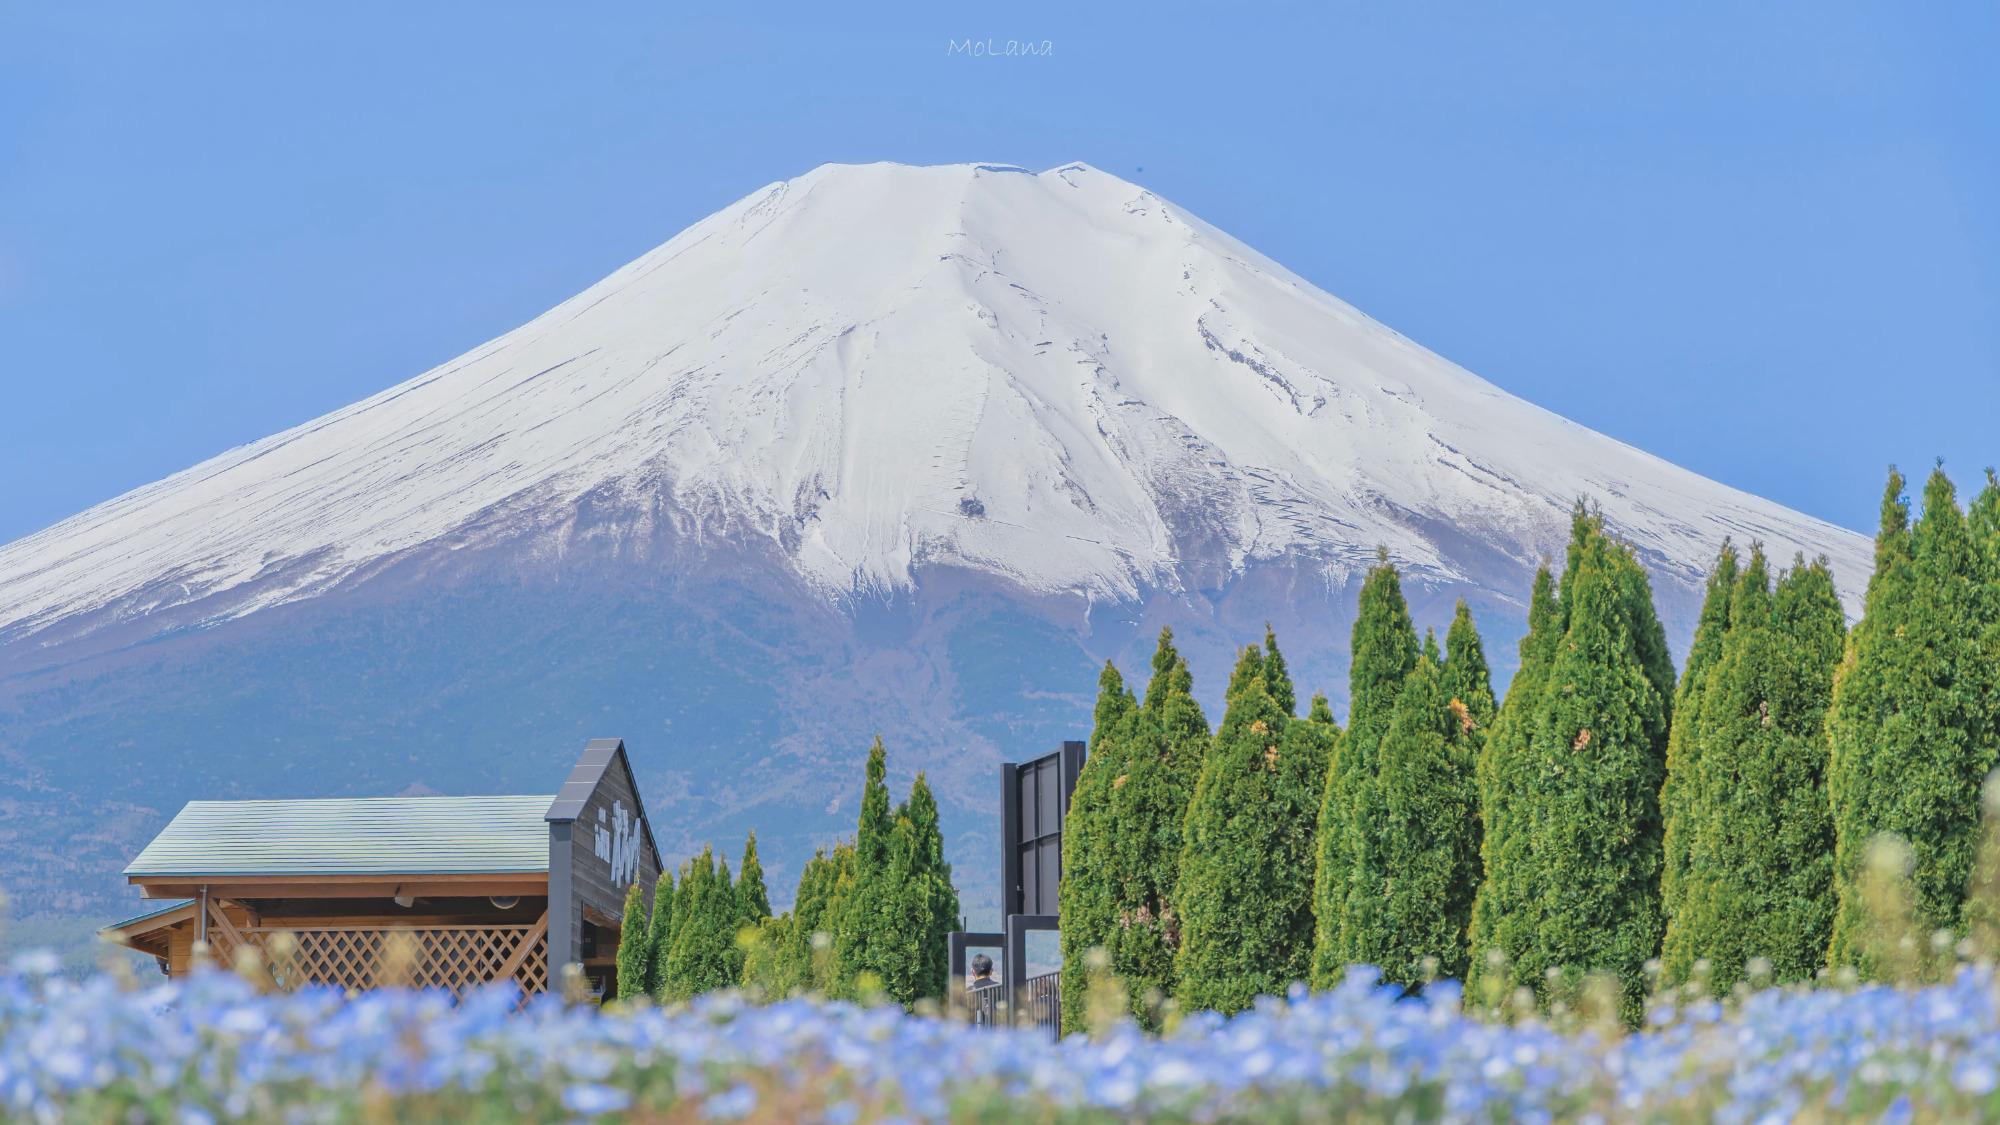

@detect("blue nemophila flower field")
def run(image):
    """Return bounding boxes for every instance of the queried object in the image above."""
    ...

[7,955,2000,1123]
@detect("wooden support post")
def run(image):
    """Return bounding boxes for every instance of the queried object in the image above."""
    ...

[204,898,248,957]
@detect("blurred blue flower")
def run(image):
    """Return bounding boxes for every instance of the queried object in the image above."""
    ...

[562,1082,631,1117]
[8,950,2000,1121]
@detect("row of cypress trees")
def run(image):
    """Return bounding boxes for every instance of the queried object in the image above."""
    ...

[1059,469,2000,1025]
[1656,467,2000,994]
[614,833,771,1001]
[1174,629,1335,1016]
[1059,558,1504,1028]
[1055,629,1216,1029]
[615,737,960,1007]
[1826,469,2000,976]
[1655,542,1845,991]
[1464,506,1678,1014]
[743,738,961,1007]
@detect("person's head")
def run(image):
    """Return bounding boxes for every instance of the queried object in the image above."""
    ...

[970,953,993,979]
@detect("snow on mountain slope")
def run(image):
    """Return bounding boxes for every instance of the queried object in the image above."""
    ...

[0,161,1869,647]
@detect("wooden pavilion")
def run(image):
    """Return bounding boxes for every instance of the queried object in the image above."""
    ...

[102,738,663,1000]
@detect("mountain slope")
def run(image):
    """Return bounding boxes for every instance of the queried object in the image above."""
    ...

[0,162,1872,955]
[0,161,1865,661]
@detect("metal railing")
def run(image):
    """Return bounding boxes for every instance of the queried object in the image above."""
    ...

[1023,970,1061,1038]
[948,922,1062,1040]
[967,982,1003,1026]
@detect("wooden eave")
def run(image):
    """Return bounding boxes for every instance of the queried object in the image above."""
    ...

[100,899,200,953]
[129,871,549,900]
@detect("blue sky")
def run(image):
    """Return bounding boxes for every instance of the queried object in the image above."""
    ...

[0,1,1992,543]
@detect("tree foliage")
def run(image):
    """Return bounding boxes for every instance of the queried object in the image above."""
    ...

[1063,630,1218,1032]
[614,879,651,1001]
[786,843,853,994]
[659,848,738,1001]
[737,832,771,929]
[738,912,796,999]
[1103,629,1213,1027]
[1177,637,1327,1014]
[720,740,962,1008]
[1312,554,1416,987]
[1060,662,1138,1031]
[1463,508,1672,1011]
[832,738,895,997]
[1517,513,1671,1008]
[1828,468,2000,974]
[1442,600,1498,743]
[645,868,677,996]
[1659,542,1741,979]
[1340,629,1484,988]
[884,773,959,1006]
[1663,549,1845,989]
[657,469,2000,1019]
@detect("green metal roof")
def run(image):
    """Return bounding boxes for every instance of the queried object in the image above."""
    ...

[124,795,555,878]
[102,898,194,932]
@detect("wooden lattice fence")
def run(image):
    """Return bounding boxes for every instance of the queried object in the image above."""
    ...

[200,910,549,1000]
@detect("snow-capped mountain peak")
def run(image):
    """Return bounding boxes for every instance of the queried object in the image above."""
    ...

[0,161,1869,649]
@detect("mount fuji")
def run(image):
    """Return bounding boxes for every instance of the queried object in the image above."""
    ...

[0,162,1869,947]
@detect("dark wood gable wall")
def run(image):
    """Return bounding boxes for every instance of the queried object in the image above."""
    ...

[546,738,664,974]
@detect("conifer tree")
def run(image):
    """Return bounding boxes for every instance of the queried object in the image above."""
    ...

[1829,469,2000,972]
[645,867,678,995]
[1664,550,1844,989]
[1176,640,1324,1013]
[737,832,771,927]
[1311,552,1418,987]
[787,847,832,978]
[1340,644,1482,987]
[1264,624,1296,716]
[1346,551,1422,756]
[1467,565,1561,998]
[713,839,763,985]
[869,806,930,1007]
[1824,470,1917,975]
[1273,647,1335,986]
[787,843,852,993]
[1617,542,1680,739]
[900,773,959,1004]
[1442,600,1497,741]
[855,738,892,868]
[1097,703,1172,1020]
[1060,662,1138,1031]
[1309,693,1337,726]
[834,738,896,995]
[1659,542,1740,980]
[823,842,858,993]
[1153,631,1215,786]
[1514,519,1670,1009]
[1142,626,1183,713]
[1100,631,1214,1026]
[614,879,651,1001]
[661,848,738,1000]
[838,775,965,1011]
[1971,470,2000,573]
[739,912,796,998]
[1224,642,1265,699]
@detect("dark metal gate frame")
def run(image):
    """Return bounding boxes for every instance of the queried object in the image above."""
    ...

[949,741,1084,1041]
[1006,913,1060,1038]
[948,929,1005,1024]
